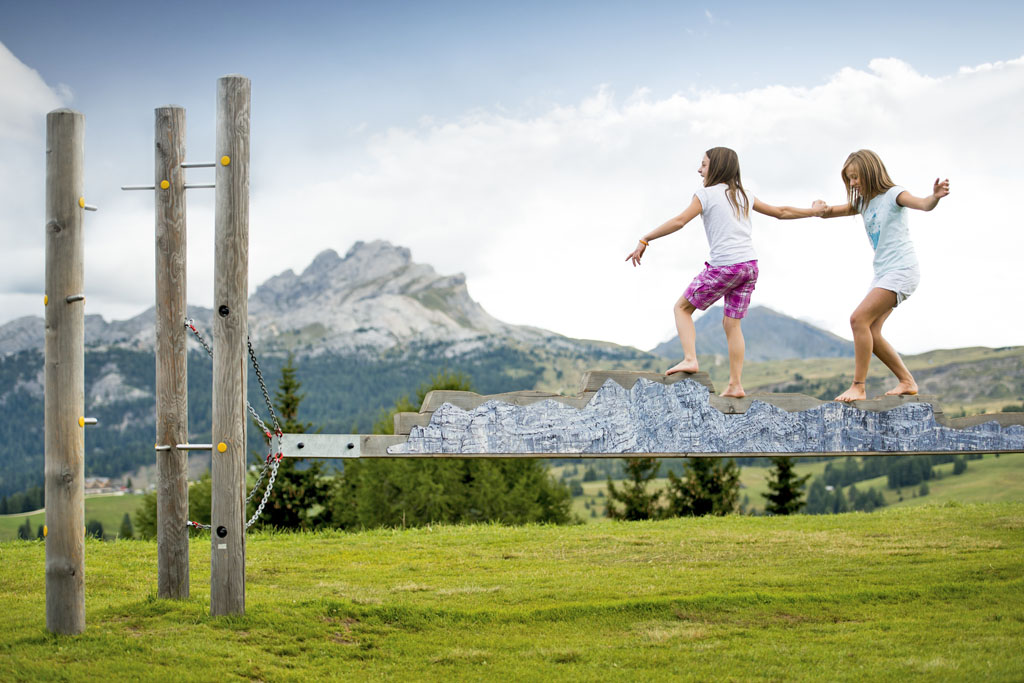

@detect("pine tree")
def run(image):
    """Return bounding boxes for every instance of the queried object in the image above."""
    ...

[663,458,740,517]
[605,458,661,520]
[119,512,134,539]
[85,519,104,540]
[762,456,811,515]
[248,352,331,530]
[18,517,32,540]
[333,370,574,529]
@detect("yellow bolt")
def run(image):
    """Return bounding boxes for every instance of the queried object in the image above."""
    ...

[220,155,231,166]
[43,525,47,538]
[78,197,85,208]
[160,179,170,190]
[217,442,227,453]
[44,295,48,306]
[79,416,85,428]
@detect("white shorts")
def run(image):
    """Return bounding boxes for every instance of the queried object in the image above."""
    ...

[871,267,921,307]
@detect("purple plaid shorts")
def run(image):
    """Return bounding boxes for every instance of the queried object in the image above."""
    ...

[683,259,759,319]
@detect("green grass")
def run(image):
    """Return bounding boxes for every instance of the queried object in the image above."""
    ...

[840,454,1024,508]
[2,504,1022,680]
[0,493,143,542]
[567,454,1024,519]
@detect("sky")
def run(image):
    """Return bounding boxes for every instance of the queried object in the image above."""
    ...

[2,1,1023,355]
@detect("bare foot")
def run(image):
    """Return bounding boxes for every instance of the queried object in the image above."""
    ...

[885,380,918,396]
[720,383,745,398]
[666,359,699,375]
[835,383,867,402]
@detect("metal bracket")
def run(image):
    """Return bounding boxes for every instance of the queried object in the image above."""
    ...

[280,433,361,459]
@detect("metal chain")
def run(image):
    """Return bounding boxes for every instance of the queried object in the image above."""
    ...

[246,453,283,530]
[248,338,282,434]
[183,318,285,532]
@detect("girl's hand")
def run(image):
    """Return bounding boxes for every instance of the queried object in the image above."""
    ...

[933,178,950,200]
[812,200,828,217]
[626,241,647,267]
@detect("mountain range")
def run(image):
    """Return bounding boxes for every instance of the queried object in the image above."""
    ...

[2,240,1014,500]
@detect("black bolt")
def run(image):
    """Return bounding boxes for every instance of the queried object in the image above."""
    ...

[347,442,354,450]
[218,305,230,317]
[216,526,227,538]
[297,442,304,449]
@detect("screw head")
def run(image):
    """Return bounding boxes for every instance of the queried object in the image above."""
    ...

[216,526,227,538]
[218,305,230,317]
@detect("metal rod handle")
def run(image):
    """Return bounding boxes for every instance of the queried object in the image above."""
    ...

[176,443,213,451]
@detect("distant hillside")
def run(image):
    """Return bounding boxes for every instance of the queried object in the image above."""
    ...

[0,241,662,499]
[650,305,854,362]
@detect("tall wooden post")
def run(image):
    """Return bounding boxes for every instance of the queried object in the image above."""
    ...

[155,106,190,599]
[44,108,86,635]
[211,75,250,616]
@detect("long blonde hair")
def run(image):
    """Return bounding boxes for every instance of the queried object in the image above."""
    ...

[704,147,749,218]
[842,149,895,212]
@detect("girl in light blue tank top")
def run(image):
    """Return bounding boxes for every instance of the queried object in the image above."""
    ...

[815,150,950,403]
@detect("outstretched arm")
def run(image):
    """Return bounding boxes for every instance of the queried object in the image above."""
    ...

[752,198,829,220]
[897,178,950,211]
[816,200,859,219]
[626,195,702,266]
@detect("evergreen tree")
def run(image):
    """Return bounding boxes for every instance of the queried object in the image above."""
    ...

[18,517,32,540]
[762,456,811,515]
[605,458,661,520]
[37,524,45,539]
[330,370,573,529]
[662,458,740,517]
[119,512,134,539]
[85,519,104,540]
[248,352,331,530]
[953,456,967,475]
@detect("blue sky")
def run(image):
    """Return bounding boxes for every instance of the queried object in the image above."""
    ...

[2,1,1023,354]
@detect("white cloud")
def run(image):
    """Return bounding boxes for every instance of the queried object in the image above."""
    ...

[251,55,1024,355]
[3,50,1023,360]
[0,42,71,322]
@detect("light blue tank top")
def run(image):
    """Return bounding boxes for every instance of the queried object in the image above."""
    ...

[860,185,918,276]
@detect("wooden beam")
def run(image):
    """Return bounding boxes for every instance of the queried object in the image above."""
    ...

[279,433,1024,459]
[44,108,85,635]
[154,105,189,600]
[211,75,250,617]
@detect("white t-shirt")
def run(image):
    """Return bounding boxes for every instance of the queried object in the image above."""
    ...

[693,183,758,266]
[860,185,919,276]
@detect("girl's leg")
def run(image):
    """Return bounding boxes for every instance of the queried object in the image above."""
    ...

[868,308,918,395]
[721,315,746,398]
[667,295,699,374]
[835,288,898,402]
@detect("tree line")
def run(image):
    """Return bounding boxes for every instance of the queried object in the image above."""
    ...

[134,358,573,538]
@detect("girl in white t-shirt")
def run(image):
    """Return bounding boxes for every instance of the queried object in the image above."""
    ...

[627,147,824,398]
[816,149,949,403]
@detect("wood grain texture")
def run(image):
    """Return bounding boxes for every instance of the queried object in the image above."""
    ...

[44,109,85,635]
[154,106,189,599]
[211,76,250,617]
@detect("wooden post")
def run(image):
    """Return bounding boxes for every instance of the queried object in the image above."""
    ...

[211,75,250,616]
[44,108,86,635]
[155,106,189,599]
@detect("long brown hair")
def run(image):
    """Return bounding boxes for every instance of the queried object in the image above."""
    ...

[842,149,895,212]
[704,147,749,218]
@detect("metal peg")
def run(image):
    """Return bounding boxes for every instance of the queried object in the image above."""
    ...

[181,161,216,168]
[176,443,214,451]
[65,294,85,303]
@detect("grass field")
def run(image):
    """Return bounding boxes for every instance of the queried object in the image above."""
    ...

[2,504,1022,680]
[565,454,1024,520]
[0,493,143,542]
